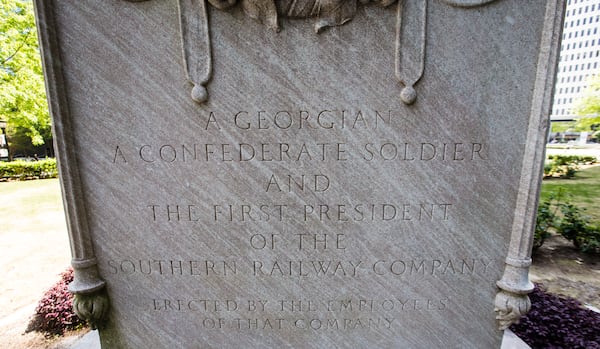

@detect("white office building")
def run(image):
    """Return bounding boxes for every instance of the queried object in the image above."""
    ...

[551,0,600,121]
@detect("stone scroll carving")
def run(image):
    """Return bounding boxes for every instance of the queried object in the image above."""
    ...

[125,0,504,105]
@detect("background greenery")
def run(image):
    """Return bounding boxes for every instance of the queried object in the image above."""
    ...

[541,166,600,223]
[0,157,57,180]
[1,0,52,156]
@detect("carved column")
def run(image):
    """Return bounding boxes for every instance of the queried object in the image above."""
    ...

[33,0,109,329]
[494,0,565,330]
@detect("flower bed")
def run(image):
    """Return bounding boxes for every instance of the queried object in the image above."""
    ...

[511,284,600,349]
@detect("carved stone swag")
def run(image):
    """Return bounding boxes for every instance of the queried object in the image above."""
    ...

[46,0,560,333]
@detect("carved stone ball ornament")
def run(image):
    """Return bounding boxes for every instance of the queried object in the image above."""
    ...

[125,0,499,105]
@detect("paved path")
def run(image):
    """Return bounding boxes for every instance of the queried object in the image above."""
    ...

[0,179,72,348]
[545,144,600,159]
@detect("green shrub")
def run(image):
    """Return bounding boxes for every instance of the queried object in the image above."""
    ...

[556,202,589,243]
[26,268,86,336]
[535,192,600,254]
[576,226,600,253]
[547,154,598,165]
[0,158,57,180]
[533,198,558,249]
[556,198,600,253]
[544,155,598,179]
[556,203,600,253]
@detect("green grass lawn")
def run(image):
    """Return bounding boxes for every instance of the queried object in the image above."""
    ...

[0,178,71,324]
[540,166,600,223]
[0,178,64,234]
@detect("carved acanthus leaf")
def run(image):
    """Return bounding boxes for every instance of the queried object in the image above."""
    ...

[73,291,110,330]
[208,0,398,33]
[494,290,531,330]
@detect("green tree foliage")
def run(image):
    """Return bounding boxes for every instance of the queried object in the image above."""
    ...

[550,121,575,133]
[573,73,600,141]
[0,0,50,146]
[574,72,600,117]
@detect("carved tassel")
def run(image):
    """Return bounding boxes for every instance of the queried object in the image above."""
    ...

[178,0,213,103]
[395,0,427,104]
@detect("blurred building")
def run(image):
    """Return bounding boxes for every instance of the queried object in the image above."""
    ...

[551,0,600,122]
[0,120,8,161]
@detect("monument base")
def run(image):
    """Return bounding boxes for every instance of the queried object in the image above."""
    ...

[69,330,531,349]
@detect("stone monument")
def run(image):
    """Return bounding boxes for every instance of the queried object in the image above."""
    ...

[34,0,564,347]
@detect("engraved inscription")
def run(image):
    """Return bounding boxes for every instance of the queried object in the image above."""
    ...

[147,296,450,332]
[106,258,493,278]
[146,202,453,222]
[265,174,330,193]
[105,105,497,339]
[114,142,486,163]
[232,110,393,130]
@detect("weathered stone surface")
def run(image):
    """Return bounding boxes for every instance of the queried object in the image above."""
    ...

[35,0,564,348]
